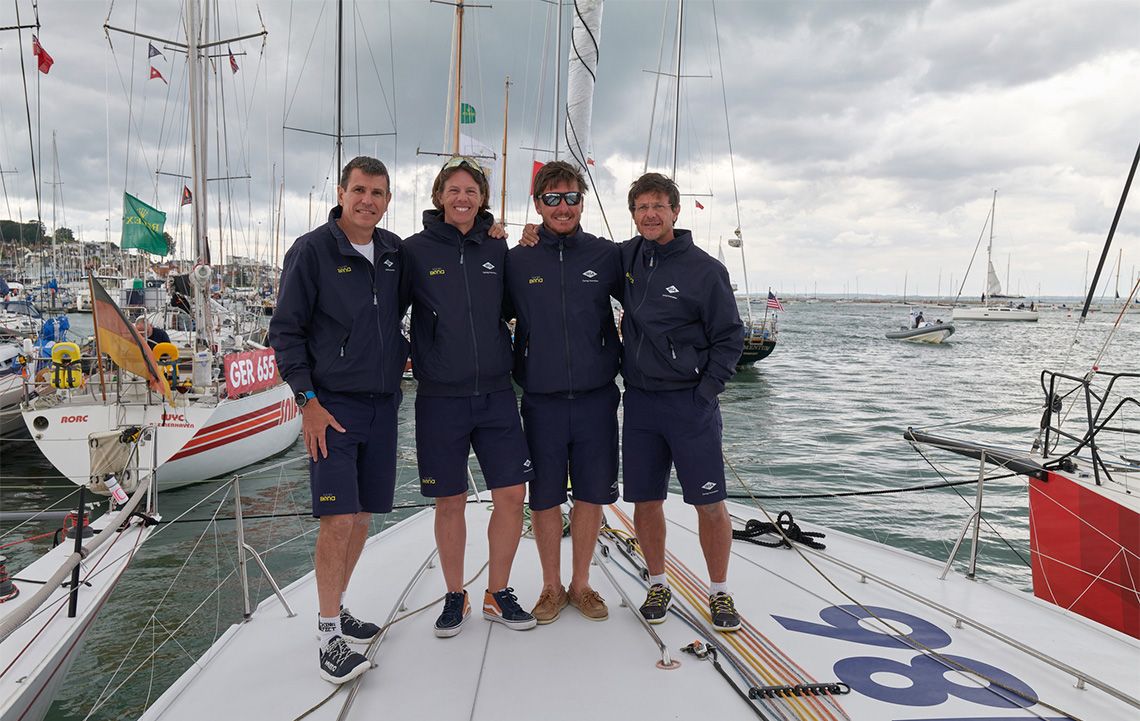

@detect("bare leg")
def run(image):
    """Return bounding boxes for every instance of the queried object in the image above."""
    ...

[568,501,603,594]
[694,501,732,584]
[340,512,371,598]
[315,514,355,618]
[633,500,667,577]
[531,506,564,591]
[434,494,467,592]
[487,484,526,591]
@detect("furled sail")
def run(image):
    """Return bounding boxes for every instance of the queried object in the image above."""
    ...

[565,0,603,171]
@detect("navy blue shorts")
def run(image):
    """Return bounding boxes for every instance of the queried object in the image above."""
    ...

[521,382,620,511]
[415,389,534,498]
[310,390,401,517]
[621,385,726,505]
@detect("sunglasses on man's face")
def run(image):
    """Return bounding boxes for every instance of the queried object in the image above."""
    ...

[441,155,486,178]
[537,191,583,207]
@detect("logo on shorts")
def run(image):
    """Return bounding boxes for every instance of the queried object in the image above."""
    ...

[523,459,532,469]
[319,494,337,502]
[422,477,436,485]
[529,275,544,284]
[429,267,446,277]
[700,482,717,493]
[582,269,598,283]
[337,266,352,274]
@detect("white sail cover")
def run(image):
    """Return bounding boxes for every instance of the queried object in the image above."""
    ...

[986,259,1003,297]
[565,0,603,171]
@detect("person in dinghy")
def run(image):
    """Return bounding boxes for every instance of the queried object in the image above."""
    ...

[399,156,538,638]
[505,161,624,624]
[269,156,409,685]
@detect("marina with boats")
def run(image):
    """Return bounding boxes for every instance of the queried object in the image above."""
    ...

[3,1,1140,720]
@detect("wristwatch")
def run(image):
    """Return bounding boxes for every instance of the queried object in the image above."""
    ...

[295,390,316,408]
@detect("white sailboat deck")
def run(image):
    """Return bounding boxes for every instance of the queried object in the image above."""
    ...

[142,496,1139,720]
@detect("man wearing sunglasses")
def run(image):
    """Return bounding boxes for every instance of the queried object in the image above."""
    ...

[400,156,537,639]
[270,156,408,684]
[505,161,623,625]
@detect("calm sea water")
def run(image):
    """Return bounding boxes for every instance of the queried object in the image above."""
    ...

[1,300,1136,720]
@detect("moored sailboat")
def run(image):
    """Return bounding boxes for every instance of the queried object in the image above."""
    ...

[18,3,298,489]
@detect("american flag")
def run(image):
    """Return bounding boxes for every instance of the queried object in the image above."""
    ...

[767,291,784,311]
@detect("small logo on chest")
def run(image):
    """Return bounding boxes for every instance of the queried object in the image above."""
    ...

[582,269,599,283]
[529,275,544,285]
[337,265,352,274]
[429,267,446,277]
[482,261,498,275]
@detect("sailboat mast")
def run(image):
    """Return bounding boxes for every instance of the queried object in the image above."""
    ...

[1115,248,1122,299]
[187,0,207,262]
[452,0,465,155]
[501,76,511,222]
[671,0,683,179]
[553,0,562,161]
[336,0,343,172]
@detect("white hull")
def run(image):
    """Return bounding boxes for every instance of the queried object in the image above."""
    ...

[0,511,154,721]
[0,374,25,436]
[952,306,1039,321]
[22,382,299,489]
[142,494,1139,720]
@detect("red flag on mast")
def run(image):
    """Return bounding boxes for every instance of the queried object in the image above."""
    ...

[32,35,54,74]
[181,185,193,206]
[150,66,167,84]
[229,52,239,74]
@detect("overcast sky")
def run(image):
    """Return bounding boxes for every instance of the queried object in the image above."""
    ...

[1,0,1138,298]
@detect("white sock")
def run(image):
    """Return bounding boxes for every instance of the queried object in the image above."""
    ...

[649,573,669,588]
[709,581,730,596]
[318,615,341,647]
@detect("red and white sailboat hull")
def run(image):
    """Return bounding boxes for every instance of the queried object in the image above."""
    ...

[1028,469,1140,639]
[160,386,300,487]
[22,382,300,490]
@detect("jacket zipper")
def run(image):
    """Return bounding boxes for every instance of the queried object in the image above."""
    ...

[459,239,480,395]
[371,258,386,391]
[631,248,658,380]
[559,240,574,398]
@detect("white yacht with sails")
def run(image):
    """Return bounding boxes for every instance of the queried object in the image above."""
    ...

[953,190,1038,322]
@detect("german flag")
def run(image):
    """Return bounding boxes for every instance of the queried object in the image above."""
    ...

[90,273,172,402]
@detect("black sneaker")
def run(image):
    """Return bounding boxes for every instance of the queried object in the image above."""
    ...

[434,590,470,638]
[482,588,537,630]
[340,607,380,645]
[709,592,741,632]
[639,583,672,624]
[318,636,370,684]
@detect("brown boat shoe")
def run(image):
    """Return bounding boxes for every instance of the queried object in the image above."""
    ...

[568,586,609,621]
[531,585,569,625]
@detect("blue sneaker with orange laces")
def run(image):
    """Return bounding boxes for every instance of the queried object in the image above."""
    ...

[483,588,537,630]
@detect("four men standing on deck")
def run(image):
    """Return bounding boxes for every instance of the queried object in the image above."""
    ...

[272,155,745,685]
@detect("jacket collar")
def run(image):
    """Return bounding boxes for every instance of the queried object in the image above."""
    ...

[421,208,495,244]
[537,224,584,249]
[639,229,693,259]
[327,206,398,257]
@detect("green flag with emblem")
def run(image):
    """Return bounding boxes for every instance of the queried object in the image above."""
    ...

[460,103,476,124]
[121,192,168,255]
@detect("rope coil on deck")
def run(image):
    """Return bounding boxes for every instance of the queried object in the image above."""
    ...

[731,511,826,550]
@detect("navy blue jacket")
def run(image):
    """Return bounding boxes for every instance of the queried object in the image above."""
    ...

[399,209,513,396]
[619,230,743,401]
[269,207,408,396]
[505,225,622,396]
